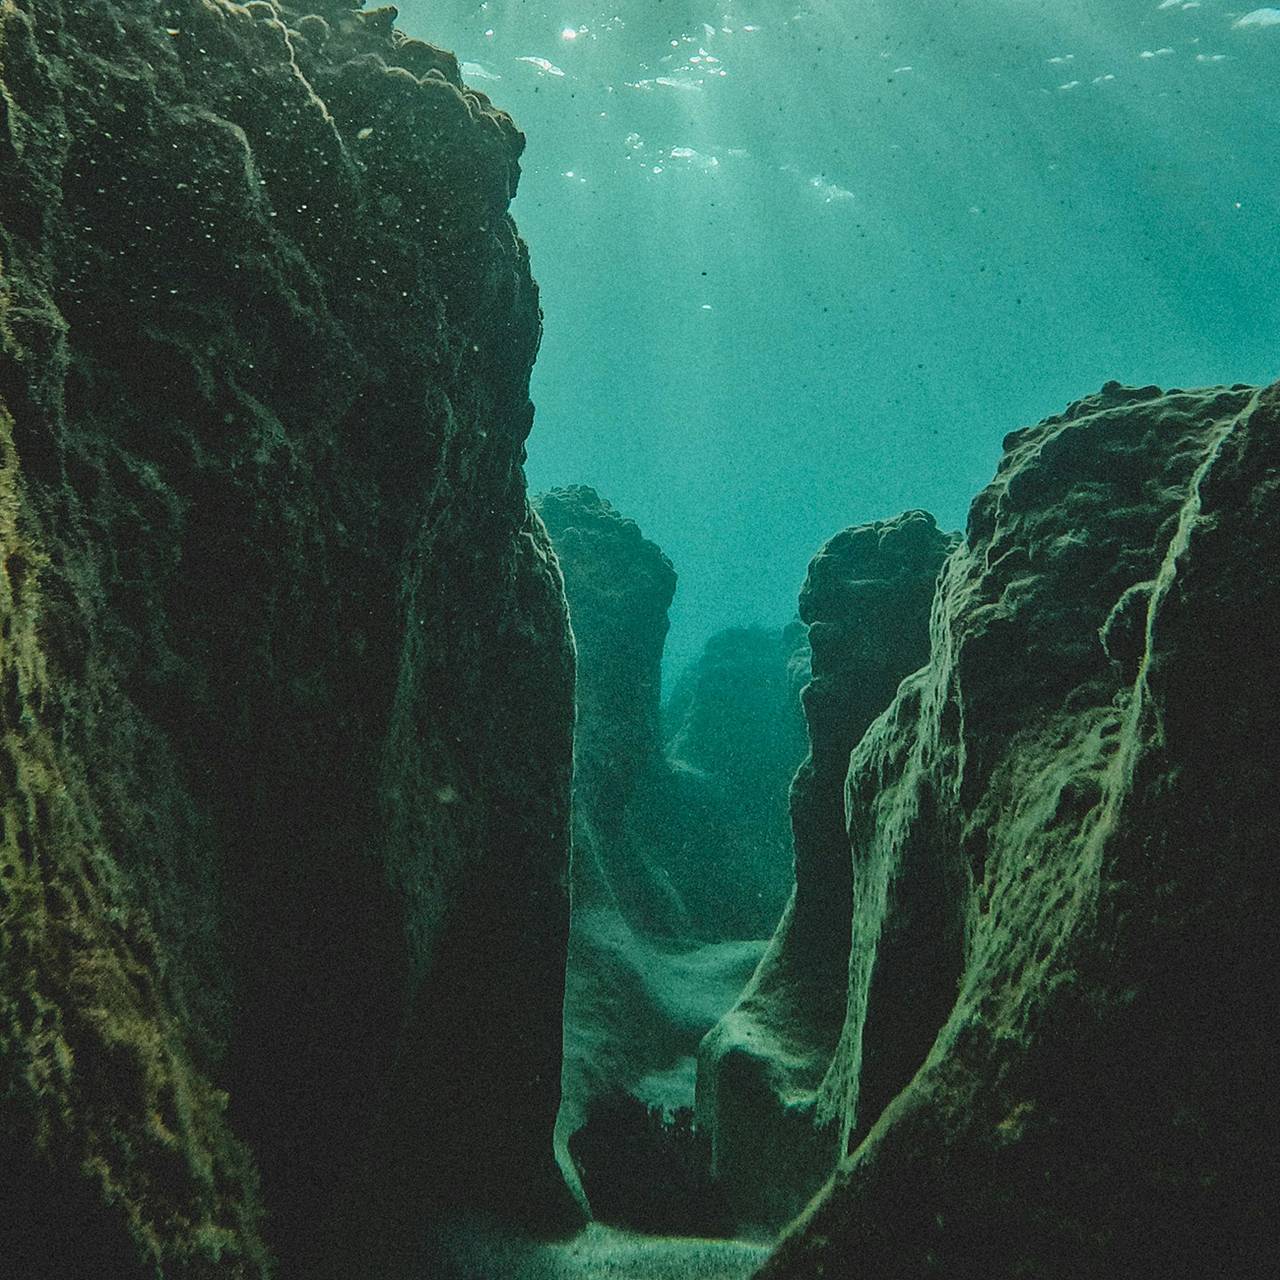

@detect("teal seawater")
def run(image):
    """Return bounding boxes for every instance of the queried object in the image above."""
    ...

[395,0,1280,679]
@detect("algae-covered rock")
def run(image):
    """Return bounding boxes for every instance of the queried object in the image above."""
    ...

[536,486,679,928]
[696,509,957,1233]
[1,2,574,1276]
[743,382,1280,1276]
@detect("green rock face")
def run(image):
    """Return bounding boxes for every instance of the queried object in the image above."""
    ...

[708,383,1280,1275]
[1,2,575,1276]
[696,508,957,1234]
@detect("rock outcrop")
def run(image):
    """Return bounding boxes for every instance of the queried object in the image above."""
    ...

[7,5,1276,1276]
[1,3,575,1277]
[537,487,807,1223]
[535,486,680,929]
[697,509,958,1233]
[713,383,1280,1276]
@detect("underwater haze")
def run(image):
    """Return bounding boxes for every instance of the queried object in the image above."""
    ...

[394,0,1280,680]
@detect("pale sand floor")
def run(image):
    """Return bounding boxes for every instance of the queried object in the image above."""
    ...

[440,1219,771,1280]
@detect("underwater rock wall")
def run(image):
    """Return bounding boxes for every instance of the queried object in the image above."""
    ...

[535,485,678,929]
[661,623,808,940]
[750,382,1280,1276]
[538,485,807,947]
[1,2,575,1277]
[697,509,956,1233]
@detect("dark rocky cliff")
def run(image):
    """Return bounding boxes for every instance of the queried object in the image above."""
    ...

[708,383,1280,1275]
[1,3,575,1277]
[5,3,1277,1277]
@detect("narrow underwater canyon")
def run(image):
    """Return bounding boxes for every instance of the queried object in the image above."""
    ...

[2,5,1278,1280]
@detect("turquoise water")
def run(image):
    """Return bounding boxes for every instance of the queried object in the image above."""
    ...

[395,1,1280,678]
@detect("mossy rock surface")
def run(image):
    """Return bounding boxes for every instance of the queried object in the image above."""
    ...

[1,2,575,1276]
[710,383,1280,1276]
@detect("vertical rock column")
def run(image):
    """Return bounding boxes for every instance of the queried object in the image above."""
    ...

[696,510,956,1233]
[536,486,679,927]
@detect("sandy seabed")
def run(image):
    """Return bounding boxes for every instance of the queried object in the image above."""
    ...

[441,1219,770,1280]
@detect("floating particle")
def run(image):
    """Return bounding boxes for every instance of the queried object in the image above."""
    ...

[810,176,855,202]
[517,56,567,76]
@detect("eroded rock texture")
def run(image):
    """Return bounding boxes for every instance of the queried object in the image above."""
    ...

[697,509,956,1233]
[747,383,1280,1277]
[1,3,574,1277]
